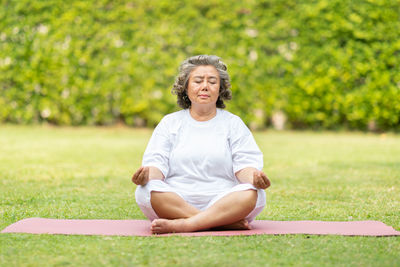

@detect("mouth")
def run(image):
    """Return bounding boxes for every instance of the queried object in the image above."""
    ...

[198,95,209,98]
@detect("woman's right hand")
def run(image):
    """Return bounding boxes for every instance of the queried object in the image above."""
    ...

[131,166,150,186]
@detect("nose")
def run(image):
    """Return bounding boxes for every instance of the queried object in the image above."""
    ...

[201,80,209,90]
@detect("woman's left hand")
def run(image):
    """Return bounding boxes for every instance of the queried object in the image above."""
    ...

[253,171,271,189]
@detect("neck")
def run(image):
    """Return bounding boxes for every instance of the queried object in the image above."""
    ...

[189,105,217,121]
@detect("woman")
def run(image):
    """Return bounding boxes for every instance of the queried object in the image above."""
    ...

[132,55,270,234]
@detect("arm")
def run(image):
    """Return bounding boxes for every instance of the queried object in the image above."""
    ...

[133,117,171,185]
[131,166,165,186]
[230,117,269,189]
[235,167,271,189]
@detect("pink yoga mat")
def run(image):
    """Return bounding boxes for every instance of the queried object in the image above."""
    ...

[2,218,399,236]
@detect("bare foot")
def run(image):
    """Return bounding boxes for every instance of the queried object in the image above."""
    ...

[212,219,251,231]
[151,218,190,234]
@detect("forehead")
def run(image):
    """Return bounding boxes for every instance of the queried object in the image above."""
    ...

[190,65,219,78]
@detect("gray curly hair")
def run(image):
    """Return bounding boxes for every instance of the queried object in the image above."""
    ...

[171,55,232,109]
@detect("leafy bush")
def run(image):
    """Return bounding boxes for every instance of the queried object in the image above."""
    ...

[1,0,399,130]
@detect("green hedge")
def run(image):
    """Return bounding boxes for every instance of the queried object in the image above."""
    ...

[1,0,399,130]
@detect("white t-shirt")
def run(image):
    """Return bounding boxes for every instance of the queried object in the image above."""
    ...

[142,109,263,197]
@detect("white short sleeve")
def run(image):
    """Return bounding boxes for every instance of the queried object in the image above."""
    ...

[142,118,171,177]
[230,117,263,173]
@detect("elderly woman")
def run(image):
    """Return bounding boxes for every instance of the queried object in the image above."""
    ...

[132,55,270,234]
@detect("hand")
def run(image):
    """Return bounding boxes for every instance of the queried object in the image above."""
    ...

[131,166,150,186]
[253,171,271,189]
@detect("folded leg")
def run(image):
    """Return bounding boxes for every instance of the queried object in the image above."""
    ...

[150,191,200,219]
[136,180,266,233]
[151,189,258,234]
[135,180,199,221]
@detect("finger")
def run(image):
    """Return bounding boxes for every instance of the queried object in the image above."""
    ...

[253,173,263,189]
[132,167,144,184]
[260,172,271,188]
[255,180,262,189]
[140,167,149,185]
[253,171,260,183]
[137,170,146,185]
[261,173,270,188]
[257,176,267,189]
[136,167,148,185]
[253,172,259,187]
[132,168,143,182]
[256,171,270,189]
[255,172,268,189]
[132,171,138,183]
[135,167,144,177]
[260,171,268,180]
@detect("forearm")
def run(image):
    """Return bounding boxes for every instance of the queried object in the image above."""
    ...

[235,167,258,185]
[148,166,165,181]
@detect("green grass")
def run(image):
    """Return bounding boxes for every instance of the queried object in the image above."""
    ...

[0,125,399,266]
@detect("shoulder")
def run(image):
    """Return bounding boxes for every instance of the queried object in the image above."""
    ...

[160,109,186,124]
[156,109,187,132]
[219,109,247,128]
[219,110,252,139]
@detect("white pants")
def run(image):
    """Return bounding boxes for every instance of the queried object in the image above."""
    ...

[135,180,266,222]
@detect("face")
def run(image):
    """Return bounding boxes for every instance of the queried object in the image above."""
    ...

[186,65,220,108]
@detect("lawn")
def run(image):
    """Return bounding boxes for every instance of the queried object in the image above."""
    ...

[0,125,399,266]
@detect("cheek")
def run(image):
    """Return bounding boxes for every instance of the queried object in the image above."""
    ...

[187,87,196,96]
[213,86,220,96]
[187,86,199,100]
[187,84,195,94]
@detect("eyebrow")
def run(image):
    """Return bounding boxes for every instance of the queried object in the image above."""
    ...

[193,75,218,79]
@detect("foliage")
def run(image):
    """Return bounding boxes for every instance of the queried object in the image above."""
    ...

[0,0,399,130]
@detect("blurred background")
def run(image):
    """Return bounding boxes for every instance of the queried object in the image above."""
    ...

[0,0,399,131]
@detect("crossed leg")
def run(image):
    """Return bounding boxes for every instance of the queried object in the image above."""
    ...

[150,190,257,234]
